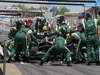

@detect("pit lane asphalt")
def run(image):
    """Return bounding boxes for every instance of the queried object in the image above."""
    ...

[15,62,100,75]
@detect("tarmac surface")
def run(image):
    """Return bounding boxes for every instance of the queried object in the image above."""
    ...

[1,62,100,75]
[0,63,22,75]
[16,62,100,75]
[0,62,100,75]
[0,68,3,75]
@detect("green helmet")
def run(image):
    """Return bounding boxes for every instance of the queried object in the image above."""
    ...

[57,16,65,24]
[59,26,67,33]
[15,20,24,30]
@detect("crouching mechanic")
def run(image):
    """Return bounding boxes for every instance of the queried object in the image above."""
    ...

[40,32,72,66]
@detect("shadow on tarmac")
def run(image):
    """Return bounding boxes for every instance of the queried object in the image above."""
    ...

[0,68,3,75]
